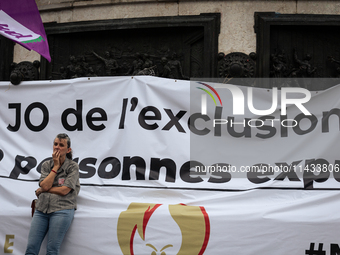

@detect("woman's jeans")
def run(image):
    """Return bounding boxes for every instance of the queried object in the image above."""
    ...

[25,209,75,255]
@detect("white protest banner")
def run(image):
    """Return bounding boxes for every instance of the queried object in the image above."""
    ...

[1,76,340,254]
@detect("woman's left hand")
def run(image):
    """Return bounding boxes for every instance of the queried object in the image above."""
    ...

[35,188,43,197]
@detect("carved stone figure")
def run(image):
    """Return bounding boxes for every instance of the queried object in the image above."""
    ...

[270,50,288,78]
[165,52,187,79]
[127,53,144,75]
[160,57,171,78]
[328,56,340,77]
[292,49,317,77]
[66,55,77,78]
[86,67,97,77]
[92,51,119,76]
[142,54,153,69]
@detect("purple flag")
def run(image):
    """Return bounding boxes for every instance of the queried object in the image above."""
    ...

[0,0,51,62]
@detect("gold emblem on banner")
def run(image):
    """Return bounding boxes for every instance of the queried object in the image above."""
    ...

[117,203,210,255]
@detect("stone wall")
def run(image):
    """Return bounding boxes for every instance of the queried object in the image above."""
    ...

[13,0,340,63]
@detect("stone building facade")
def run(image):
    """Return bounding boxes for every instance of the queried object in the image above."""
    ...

[4,0,340,84]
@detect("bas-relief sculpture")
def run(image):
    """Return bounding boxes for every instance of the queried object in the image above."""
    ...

[56,50,188,80]
[9,50,256,85]
[270,49,318,78]
[10,49,340,85]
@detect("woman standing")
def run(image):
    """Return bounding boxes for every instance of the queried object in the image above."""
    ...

[25,133,80,255]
